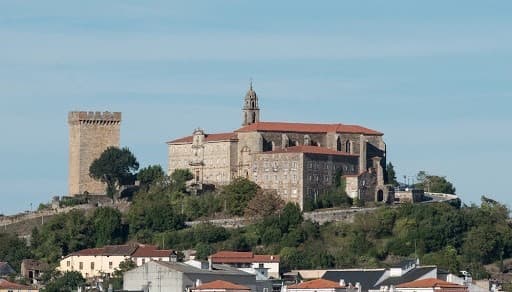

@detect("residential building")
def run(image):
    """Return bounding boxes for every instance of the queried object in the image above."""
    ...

[286,279,349,292]
[191,280,251,292]
[123,261,271,292]
[0,279,38,292]
[394,278,468,292]
[20,259,49,285]
[58,244,175,279]
[167,85,391,209]
[209,251,280,279]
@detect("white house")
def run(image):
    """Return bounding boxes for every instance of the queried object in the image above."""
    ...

[209,251,280,279]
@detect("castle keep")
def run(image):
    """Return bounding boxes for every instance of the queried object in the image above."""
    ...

[168,85,392,209]
[68,111,121,196]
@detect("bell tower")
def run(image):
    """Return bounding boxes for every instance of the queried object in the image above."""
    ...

[242,81,260,126]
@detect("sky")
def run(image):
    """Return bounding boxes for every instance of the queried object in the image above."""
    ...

[1,1,511,215]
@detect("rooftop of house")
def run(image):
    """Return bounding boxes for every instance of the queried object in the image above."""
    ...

[209,251,280,263]
[21,259,50,271]
[193,280,251,291]
[322,269,387,291]
[65,244,173,258]
[0,262,15,276]
[236,122,382,135]
[396,278,467,289]
[375,266,437,288]
[0,279,38,290]
[288,279,345,289]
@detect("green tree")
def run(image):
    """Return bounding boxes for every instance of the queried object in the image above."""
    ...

[221,177,260,216]
[91,207,125,247]
[43,271,85,292]
[244,190,285,218]
[170,169,194,193]
[414,171,456,194]
[386,162,398,186]
[137,165,166,191]
[0,233,32,272]
[89,146,139,198]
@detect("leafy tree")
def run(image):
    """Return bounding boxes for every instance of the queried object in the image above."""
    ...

[221,177,260,216]
[108,259,137,289]
[89,146,139,198]
[137,165,166,191]
[279,203,303,233]
[386,162,398,186]
[244,190,284,218]
[0,233,32,272]
[414,171,456,194]
[43,271,85,292]
[170,169,194,193]
[91,207,125,247]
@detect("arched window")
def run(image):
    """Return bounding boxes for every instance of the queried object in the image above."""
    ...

[345,140,351,153]
[252,112,256,123]
[336,136,342,151]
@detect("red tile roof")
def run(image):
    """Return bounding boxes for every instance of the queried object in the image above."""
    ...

[131,245,174,258]
[194,280,250,291]
[168,132,238,144]
[259,145,359,157]
[396,278,467,289]
[288,279,345,289]
[236,122,382,135]
[0,279,38,290]
[210,251,280,263]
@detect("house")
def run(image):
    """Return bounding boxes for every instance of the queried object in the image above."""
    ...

[58,244,175,279]
[395,278,468,292]
[209,251,280,279]
[0,262,15,278]
[0,279,38,292]
[191,280,251,292]
[286,279,350,292]
[123,261,271,292]
[20,260,49,285]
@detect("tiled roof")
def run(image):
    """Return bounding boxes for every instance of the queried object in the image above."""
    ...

[210,251,280,263]
[288,279,345,289]
[0,279,38,290]
[259,146,359,157]
[168,132,238,144]
[396,278,467,289]
[194,280,250,291]
[236,122,382,135]
[131,245,174,258]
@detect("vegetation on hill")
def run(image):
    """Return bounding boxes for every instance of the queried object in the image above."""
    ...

[2,155,511,288]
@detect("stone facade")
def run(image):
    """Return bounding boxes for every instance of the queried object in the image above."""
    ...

[68,111,121,196]
[167,85,389,208]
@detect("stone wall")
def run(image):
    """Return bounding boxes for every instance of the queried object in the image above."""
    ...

[68,111,121,196]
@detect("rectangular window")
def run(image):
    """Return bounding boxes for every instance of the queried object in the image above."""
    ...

[66,261,70,267]
[79,262,83,270]
[142,258,146,265]
[90,262,94,270]
[109,262,113,269]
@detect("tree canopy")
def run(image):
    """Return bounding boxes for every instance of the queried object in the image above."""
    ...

[89,146,139,198]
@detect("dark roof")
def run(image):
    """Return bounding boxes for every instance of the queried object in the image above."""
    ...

[374,266,437,288]
[391,258,417,269]
[0,262,15,276]
[322,270,386,292]
[210,251,280,263]
[258,146,359,157]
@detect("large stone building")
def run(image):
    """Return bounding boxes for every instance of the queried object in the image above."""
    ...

[68,111,121,196]
[167,85,391,209]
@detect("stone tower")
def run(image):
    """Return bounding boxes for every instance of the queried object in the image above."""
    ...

[242,82,260,126]
[68,111,121,196]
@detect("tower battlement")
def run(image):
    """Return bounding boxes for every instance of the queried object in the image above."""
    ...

[68,111,121,124]
[68,110,121,196]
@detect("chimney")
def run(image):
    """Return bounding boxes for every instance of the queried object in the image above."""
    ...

[339,279,345,287]
[208,257,212,270]
[195,279,202,287]
[355,282,361,292]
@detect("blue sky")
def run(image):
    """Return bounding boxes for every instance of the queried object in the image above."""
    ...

[1,1,511,214]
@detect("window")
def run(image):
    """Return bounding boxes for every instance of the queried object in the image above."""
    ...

[90,262,94,270]
[66,261,70,267]
[142,258,146,265]
[259,263,264,268]
[109,262,113,269]
[292,161,297,169]
[79,262,83,270]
